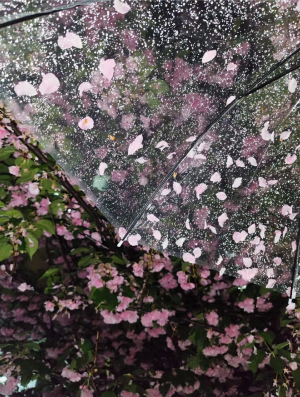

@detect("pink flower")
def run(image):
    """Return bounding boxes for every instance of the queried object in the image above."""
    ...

[58,31,82,50]
[8,165,20,176]
[116,297,133,312]
[147,327,166,338]
[101,310,122,324]
[120,392,139,397]
[81,389,94,397]
[133,263,144,277]
[18,282,34,292]
[91,232,101,242]
[237,268,258,282]
[45,301,55,312]
[28,182,40,195]
[237,298,255,313]
[120,310,139,323]
[159,273,178,290]
[39,73,60,95]
[0,377,19,395]
[225,324,240,339]
[61,367,82,382]
[78,116,94,130]
[121,114,136,130]
[206,311,219,326]
[290,362,298,371]
[203,345,228,356]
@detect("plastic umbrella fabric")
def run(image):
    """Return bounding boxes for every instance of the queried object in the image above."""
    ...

[0,0,299,297]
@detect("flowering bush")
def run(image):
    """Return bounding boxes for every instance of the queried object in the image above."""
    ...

[0,105,299,397]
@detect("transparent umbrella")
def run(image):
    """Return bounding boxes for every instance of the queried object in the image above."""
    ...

[0,0,299,298]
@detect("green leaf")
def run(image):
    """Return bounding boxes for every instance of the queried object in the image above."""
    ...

[0,209,23,218]
[275,341,289,351]
[0,201,5,207]
[0,146,16,160]
[81,338,94,354]
[258,330,275,346]
[50,199,65,216]
[92,287,118,310]
[25,231,39,259]
[279,386,286,397]
[78,255,101,268]
[35,219,55,235]
[293,367,300,391]
[189,327,208,353]
[111,255,126,265]
[248,350,266,374]
[101,392,117,397]
[23,342,40,352]
[0,240,13,261]
[270,356,285,374]
[71,247,91,255]
[39,267,60,280]
[17,168,40,184]
[122,285,135,298]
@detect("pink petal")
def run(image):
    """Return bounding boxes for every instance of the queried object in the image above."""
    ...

[273,257,282,265]
[285,154,297,164]
[173,181,182,195]
[185,218,191,230]
[135,157,148,164]
[155,141,169,151]
[233,231,248,243]
[153,230,161,241]
[162,238,168,249]
[99,58,116,81]
[147,214,159,223]
[274,230,281,243]
[58,31,82,50]
[14,81,37,97]
[261,121,274,141]
[216,192,227,200]
[237,268,258,282]
[247,157,257,166]
[210,172,221,183]
[226,96,236,106]
[128,234,141,246]
[226,155,233,167]
[208,225,216,234]
[202,49,217,63]
[227,62,237,71]
[195,183,207,198]
[266,268,274,278]
[258,177,268,188]
[266,279,276,289]
[8,165,20,176]
[176,237,185,247]
[113,0,131,14]
[99,162,107,175]
[232,177,242,188]
[288,78,297,93]
[78,82,92,97]
[218,213,228,227]
[248,224,256,234]
[186,136,197,142]
[280,130,291,140]
[161,188,171,196]
[119,227,127,239]
[183,253,196,264]
[39,73,60,95]
[193,247,202,258]
[236,159,245,167]
[128,134,143,155]
[78,116,94,130]
[243,258,252,268]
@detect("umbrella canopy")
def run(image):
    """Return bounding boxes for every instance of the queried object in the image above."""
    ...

[0,0,299,296]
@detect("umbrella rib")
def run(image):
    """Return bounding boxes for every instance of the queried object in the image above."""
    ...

[290,212,300,300]
[0,0,107,28]
[118,49,300,246]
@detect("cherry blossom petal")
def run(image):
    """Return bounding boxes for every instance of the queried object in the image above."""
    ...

[176,237,185,247]
[210,172,221,183]
[183,253,196,264]
[226,155,233,167]
[227,62,237,71]
[274,230,281,243]
[208,225,216,234]
[39,73,60,95]
[273,257,282,265]
[216,192,227,200]
[58,31,82,50]
[128,234,141,246]
[162,238,168,249]
[243,258,252,268]
[113,0,131,14]
[259,223,266,239]
[186,136,197,142]
[195,183,207,198]
[261,121,274,141]
[288,78,297,93]
[99,162,107,175]
[147,214,159,223]
[185,218,191,230]
[266,279,276,289]
[193,247,202,258]
[280,130,291,140]
[237,268,258,282]
[219,267,226,276]
[78,82,92,97]
[247,157,257,166]
[78,116,94,130]
[248,224,256,234]
[99,58,116,81]
[153,230,161,241]
[173,181,182,195]
[119,227,127,239]
[258,177,268,188]
[161,188,171,196]
[226,95,236,106]
[128,134,143,155]
[266,268,274,278]
[285,154,297,164]
[218,213,228,227]
[232,177,242,188]
[232,231,248,243]
[14,81,37,96]
[236,159,245,167]
[135,157,148,164]
[202,49,217,63]
[155,141,169,151]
